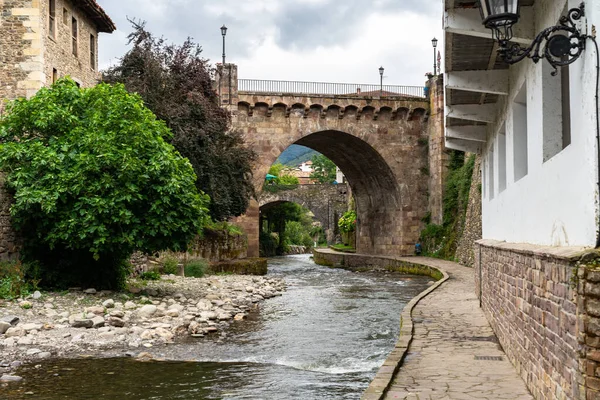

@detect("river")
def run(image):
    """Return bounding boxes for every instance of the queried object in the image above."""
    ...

[1,254,431,399]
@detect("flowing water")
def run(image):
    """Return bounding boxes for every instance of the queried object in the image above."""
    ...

[1,254,431,400]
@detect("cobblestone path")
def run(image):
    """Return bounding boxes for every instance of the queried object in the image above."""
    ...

[384,257,533,400]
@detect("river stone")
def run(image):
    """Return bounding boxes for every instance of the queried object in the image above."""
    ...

[37,352,51,359]
[102,299,115,308]
[21,323,43,332]
[0,374,23,382]
[154,328,173,340]
[0,321,11,334]
[140,330,153,340]
[32,291,42,300]
[99,331,116,339]
[5,327,25,338]
[107,317,125,327]
[25,348,41,355]
[168,304,184,312]
[86,306,105,315]
[205,294,219,301]
[217,313,232,321]
[17,337,32,345]
[71,319,93,329]
[109,310,125,318]
[245,286,254,293]
[84,288,97,294]
[137,305,157,318]
[124,301,137,310]
[166,310,179,318]
[91,316,105,328]
[234,314,246,321]
[1,316,19,326]
[196,299,212,311]
[200,311,217,320]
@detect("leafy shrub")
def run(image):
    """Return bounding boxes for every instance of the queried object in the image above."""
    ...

[139,271,161,281]
[162,257,180,275]
[259,231,279,257]
[284,221,314,248]
[309,226,327,246]
[0,79,209,289]
[0,260,32,299]
[338,211,357,233]
[184,259,208,278]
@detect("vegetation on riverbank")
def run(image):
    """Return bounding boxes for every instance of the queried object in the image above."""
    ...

[419,151,476,259]
[259,203,318,257]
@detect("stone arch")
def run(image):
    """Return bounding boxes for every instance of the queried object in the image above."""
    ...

[410,107,427,121]
[326,105,342,119]
[343,105,358,120]
[396,107,410,121]
[308,104,324,119]
[378,106,393,122]
[361,106,375,120]
[290,103,306,117]
[254,102,269,117]
[237,101,251,116]
[272,103,287,119]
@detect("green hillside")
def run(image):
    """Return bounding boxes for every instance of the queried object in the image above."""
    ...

[276,145,321,166]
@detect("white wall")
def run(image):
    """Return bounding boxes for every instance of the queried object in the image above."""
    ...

[480,0,599,247]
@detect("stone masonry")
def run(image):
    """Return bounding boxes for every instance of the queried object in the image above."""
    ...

[0,0,115,260]
[219,65,445,258]
[475,240,585,400]
[259,184,349,244]
[455,155,482,267]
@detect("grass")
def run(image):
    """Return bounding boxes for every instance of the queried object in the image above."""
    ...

[330,244,356,253]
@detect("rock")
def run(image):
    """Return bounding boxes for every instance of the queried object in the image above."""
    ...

[99,331,116,339]
[166,310,179,318]
[5,327,25,338]
[21,323,43,333]
[10,361,22,368]
[37,352,51,359]
[32,291,42,300]
[91,316,105,328]
[109,310,125,318]
[17,337,32,345]
[0,321,11,334]
[84,288,97,294]
[245,286,255,293]
[107,317,125,328]
[1,316,19,325]
[137,305,157,318]
[102,299,115,308]
[168,304,184,312]
[0,374,23,382]
[136,352,153,360]
[200,311,217,320]
[234,314,246,321]
[154,328,173,340]
[71,319,93,329]
[145,288,159,297]
[140,330,153,340]
[217,313,232,321]
[124,301,137,310]
[196,299,212,311]
[205,294,219,300]
[25,348,41,356]
[19,301,32,309]
[85,306,105,315]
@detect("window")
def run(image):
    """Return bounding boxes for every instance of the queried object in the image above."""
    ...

[90,34,96,70]
[513,82,528,181]
[498,126,507,193]
[49,0,56,39]
[52,68,58,84]
[63,8,69,25]
[72,17,78,57]
[542,60,571,161]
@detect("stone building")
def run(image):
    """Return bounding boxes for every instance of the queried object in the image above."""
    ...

[0,0,115,260]
[444,0,600,399]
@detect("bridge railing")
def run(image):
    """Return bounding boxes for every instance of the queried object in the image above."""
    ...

[238,79,426,98]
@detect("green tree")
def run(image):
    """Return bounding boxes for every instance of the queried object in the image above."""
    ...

[310,154,337,184]
[268,163,285,177]
[103,21,256,221]
[0,79,210,288]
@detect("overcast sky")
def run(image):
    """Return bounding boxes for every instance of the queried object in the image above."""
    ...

[98,0,443,87]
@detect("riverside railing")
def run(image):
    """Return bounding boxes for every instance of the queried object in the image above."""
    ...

[238,79,425,98]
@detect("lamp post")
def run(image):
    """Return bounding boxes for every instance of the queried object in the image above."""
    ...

[478,0,586,73]
[221,25,228,65]
[432,37,438,75]
[379,66,384,96]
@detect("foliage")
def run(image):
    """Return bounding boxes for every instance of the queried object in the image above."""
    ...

[283,221,314,248]
[310,154,337,184]
[277,174,300,185]
[103,20,256,221]
[309,225,327,246]
[0,260,34,299]
[330,243,356,253]
[419,151,476,259]
[338,211,357,233]
[0,79,209,289]
[259,231,279,257]
[162,256,179,275]
[260,202,314,256]
[266,163,299,186]
[184,259,208,278]
[140,271,161,281]
[268,163,285,177]
[203,221,244,237]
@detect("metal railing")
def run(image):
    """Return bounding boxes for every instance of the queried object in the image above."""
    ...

[238,79,425,98]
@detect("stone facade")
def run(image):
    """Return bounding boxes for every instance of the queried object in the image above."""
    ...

[259,183,349,244]
[475,240,585,400]
[0,0,114,261]
[220,64,435,258]
[426,75,447,226]
[455,155,482,267]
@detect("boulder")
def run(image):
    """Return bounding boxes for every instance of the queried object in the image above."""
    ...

[0,321,11,335]
[91,316,105,328]
[102,299,115,308]
[137,305,157,318]
[71,319,94,329]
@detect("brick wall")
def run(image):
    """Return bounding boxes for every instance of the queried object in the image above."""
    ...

[475,240,584,399]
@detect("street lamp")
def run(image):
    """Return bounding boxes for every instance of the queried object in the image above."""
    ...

[379,66,384,96]
[431,37,438,75]
[478,0,586,73]
[221,25,228,65]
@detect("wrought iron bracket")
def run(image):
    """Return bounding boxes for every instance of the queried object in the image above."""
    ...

[498,3,586,75]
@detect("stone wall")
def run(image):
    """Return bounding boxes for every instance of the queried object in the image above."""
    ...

[427,75,447,226]
[40,0,101,87]
[455,155,482,267]
[475,240,584,400]
[0,175,20,261]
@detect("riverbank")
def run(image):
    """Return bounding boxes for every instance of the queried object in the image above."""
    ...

[0,274,286,380]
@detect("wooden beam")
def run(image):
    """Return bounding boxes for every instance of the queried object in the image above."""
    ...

[447,104,496,123]
[446,126,487,142]
[446,70,509,95]
[444,7,534,45]
[445,137,482,153]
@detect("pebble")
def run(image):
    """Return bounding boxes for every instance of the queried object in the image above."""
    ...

[0,374,23,382]
[84,289,97,294]
[102,299,115,308]
[32,291,42,300]
[25,348,41,356]
[21,323,43,332]
[71,319,93,329]
[137,305,157,318]
[124,301,137,310]
[5,327,25,338]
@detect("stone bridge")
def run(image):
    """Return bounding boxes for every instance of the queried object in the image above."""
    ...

[259,184,349,244]
[217,64,446,257]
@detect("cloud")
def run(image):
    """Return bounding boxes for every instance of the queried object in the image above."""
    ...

[98,0,442,86]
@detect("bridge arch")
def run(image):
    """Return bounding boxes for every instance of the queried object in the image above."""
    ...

[229,82,431,257]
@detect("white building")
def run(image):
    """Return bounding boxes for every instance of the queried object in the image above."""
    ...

[298,161,313,173]
[444,0,599,248]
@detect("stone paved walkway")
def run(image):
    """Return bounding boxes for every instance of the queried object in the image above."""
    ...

[384,257,533,400]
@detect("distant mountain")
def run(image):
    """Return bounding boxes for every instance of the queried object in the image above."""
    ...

[276,145,321,166]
